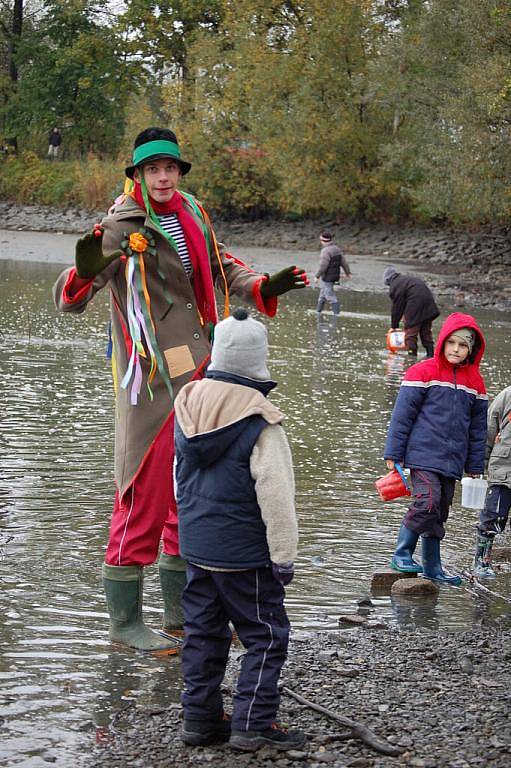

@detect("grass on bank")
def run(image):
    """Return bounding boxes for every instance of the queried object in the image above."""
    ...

[0,149,278,219]
[0,153,124,211]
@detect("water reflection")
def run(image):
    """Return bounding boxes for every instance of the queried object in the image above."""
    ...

[390,593,440,631]
[1,258,511,765]
[383,350,407,388]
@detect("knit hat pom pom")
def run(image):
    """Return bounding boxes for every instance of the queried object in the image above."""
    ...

[233,308,249,321]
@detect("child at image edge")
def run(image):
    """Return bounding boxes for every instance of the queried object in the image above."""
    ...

[384,312,488,584]
[173,307,305,753]
[473,383,511,577]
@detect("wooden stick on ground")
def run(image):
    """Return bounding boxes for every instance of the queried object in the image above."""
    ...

[459,568,511,604]
[282,685,403,757]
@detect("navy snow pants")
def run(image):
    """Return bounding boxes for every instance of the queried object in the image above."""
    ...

[181,563,290,731]
[404,469,455,540]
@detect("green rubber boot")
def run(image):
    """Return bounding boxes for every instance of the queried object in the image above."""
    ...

[473,531,496,578]
[159,553,186,633]
[102,564,178,651]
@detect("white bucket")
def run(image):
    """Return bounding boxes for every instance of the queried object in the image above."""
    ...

[386,329,406,353]
[461,477,488,509]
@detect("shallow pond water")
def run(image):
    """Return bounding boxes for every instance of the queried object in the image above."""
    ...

[1,255,510,766]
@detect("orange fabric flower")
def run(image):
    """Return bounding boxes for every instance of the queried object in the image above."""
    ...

[128,232,149,253]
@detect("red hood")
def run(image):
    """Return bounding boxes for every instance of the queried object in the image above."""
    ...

[435,312,485,368]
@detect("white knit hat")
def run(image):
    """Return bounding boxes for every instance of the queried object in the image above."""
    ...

[209,308,271,381]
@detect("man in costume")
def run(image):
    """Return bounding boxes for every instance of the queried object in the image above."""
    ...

[53,127,308,651]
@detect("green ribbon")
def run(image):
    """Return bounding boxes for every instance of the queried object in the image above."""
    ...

[180,190,211,252]
[140,178,176,309]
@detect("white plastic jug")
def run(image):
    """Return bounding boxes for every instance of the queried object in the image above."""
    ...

[386,329,406,353]
[461,477,488,509]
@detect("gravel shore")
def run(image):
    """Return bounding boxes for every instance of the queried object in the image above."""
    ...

[2,200,510,311]
[86,624,511,768]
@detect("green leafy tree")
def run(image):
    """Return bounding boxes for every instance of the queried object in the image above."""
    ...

[1,0,510,224]
[378,0,511,222]
[117,1,223,85]
[174,0,394,219]
[3,0,143,155]
[0,0,26,145]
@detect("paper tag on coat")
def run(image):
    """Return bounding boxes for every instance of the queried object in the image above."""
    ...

[164,345,196,379]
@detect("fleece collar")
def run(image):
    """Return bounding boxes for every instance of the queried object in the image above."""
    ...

[174,377,284,439]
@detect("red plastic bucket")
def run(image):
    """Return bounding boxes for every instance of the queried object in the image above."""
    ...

[375,464,411,501]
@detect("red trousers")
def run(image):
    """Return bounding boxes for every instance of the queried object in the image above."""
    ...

[105,415,179,566]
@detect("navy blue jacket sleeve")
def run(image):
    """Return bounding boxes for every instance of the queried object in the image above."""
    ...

[465,397,488,475]
[384,384,427,462]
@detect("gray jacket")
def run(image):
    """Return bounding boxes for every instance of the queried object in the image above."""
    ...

[486,386,511,487]
[316,244,351,282]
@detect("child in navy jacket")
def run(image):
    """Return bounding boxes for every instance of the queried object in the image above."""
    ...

[384,312,488,584]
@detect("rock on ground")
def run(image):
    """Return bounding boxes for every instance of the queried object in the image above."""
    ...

[371,570,417,591]
[391,579,439,596]
[85,626,511,768]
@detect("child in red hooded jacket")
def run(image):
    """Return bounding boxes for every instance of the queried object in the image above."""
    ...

[384,313,488,584]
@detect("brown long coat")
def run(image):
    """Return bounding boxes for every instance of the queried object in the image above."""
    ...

[53,195,271,496]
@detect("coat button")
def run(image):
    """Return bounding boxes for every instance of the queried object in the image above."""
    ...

[193,332,200,340]
[186,302,193,309]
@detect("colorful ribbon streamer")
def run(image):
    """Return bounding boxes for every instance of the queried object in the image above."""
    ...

[120,253,173,405]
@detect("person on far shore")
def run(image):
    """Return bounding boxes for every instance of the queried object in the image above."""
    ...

[383,266,439,357]
[314,231,351,317]
[47,127,62,160]
[384,313,488,585]
[175,308,305,752]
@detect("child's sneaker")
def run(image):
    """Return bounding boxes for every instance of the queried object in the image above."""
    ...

[229,722,306,752]
[181,713,231,746]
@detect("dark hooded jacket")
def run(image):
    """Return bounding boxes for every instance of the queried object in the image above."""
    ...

[384,313,488,479]
[175,413,269,568]
[388,272,439,329]
[174,373,296,569]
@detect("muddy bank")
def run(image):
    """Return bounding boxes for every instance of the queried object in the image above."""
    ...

[1,200,510,311]
[86,624,511,768]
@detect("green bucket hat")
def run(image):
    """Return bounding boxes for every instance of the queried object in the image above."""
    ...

[125,129,192,179]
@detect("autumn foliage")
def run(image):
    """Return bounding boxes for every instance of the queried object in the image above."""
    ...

[1,1,510,223]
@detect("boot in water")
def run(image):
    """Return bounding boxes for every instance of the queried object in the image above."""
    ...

[473,531,496,578]
[103,564,179,651]
[159,553,186,634]
[421,537,461,586]
[390,523,423,573]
